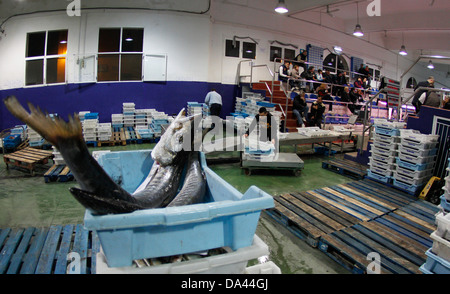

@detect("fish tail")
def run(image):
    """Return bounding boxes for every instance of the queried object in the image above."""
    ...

[3,96,82,148]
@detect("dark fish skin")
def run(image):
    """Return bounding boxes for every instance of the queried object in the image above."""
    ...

[133,152,187,208]
[167,152,206,207]
[2,96,189,215]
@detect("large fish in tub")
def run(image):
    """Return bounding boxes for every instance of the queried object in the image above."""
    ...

[3,96,206,215]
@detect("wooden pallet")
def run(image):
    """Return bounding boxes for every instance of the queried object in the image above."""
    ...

[3,147,53,175]
[44,164,74,183]
[124,127,142,144]
[318,201,438,274]
[98,129,127,146]
[322,158,368,179]
[265,178,439,274]
[0,224,100,274]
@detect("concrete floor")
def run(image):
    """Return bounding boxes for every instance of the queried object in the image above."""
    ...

[0,142,352,274]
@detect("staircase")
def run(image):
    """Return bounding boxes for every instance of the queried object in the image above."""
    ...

[251,80,298,132]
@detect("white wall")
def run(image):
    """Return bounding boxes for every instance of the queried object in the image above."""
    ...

[0,2,448,91]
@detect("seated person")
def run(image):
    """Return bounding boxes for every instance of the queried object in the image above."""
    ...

[443,94,450,110]
[292,92,309,127]
[309,96,326,128]
[316,83,334,111]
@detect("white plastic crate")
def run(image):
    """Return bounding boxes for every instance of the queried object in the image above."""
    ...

[398,145,437,158]
[373,133,400,144]
[397,152,435,165]
[400,138,438,150]
[396,165,434,180]
[96,235,269,274]
[392,171,431,186]
[370,146,398,157]
[372,140,398,151]
[435,211,450,240]
[399,129,439,143]
[369,157,396,171]
[244,261,281,274]
[431,232,450,261]
[369,149,396,164]
[373,118,406,129]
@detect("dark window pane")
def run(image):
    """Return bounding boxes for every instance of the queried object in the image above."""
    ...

[98,28,120,53]
[122,28,144,52]
[26,59,44,85]
[47,30,68,55]
[120,54,142,81]
[26,32,46,57]
[243,42,256,59]
[323,53,336,72]
[98,54,119,81]
[225,39,240,57]
[47,57,66,84]
[284,48,295,61]
[270,46,282,62]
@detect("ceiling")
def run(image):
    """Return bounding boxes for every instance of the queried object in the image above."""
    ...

[1,0,449,72]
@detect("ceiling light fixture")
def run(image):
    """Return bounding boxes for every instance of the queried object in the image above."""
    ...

[399,33,407,56]
[125,38,133,42]
[333,46,343,54]
[275,0,288,14]
[353,3,364,37]
[428,60,434,69]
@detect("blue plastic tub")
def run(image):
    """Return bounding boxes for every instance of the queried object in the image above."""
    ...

[83,150,274,267]
[421,249,450,274]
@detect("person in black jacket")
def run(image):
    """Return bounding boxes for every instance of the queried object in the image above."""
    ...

[245,107,276,143]
[292,92,309,127]
[412,76,434,114]
[443,95,450,110]
[309,96,326,128]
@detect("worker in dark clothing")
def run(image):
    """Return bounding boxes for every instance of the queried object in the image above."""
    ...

[245,107,276,143]
[412,76,434,114]
[292,92,309,127]
[443,95,450,110]
[309,96,326,128]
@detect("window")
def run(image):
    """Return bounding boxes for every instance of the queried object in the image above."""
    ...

[284,49,296,61]
[323,53,349,73]
[225,39,240,58]
[97,28,144,82]
[242,42,256,59]
[406,77,418,89]
[25,30,68,86]
[270,46,282,62]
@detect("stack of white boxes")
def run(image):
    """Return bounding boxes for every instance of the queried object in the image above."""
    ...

[28,126,44,147]
[81,113,99,143]
[111,114,124,128]
[420,158,450,274]
[123,103,135,127]
[97,123,112,141]
[52,146,65,165]
[187,102,205,117]
[393,129,438,194]
[367,119,405,184]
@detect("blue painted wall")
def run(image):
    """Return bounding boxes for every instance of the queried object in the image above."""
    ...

[0,81,238,130]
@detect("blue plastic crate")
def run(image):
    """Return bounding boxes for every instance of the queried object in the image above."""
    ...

[392,178,422,194]
[374,125,400,137]
[366,169,392,184]
[421,249,450,274]
[3,134,22,148]
[84,112,99,119]
[84,150,274,267]
[440,195,450,212]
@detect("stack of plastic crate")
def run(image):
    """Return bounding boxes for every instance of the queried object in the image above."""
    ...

[78,111,90,122]
[420,158,450,274]
[28,126,44,147]
[134,109,149,129]
[111,114,124,128]
[393,129,439,194]
[149,111,169,138]
[187,102,204,117]
[52,146,65,165]
[123,103,135,127]
[82,113,99,143]
[97,123,112,141]
[366,119,405,184]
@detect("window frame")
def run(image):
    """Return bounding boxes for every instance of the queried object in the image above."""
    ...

[25,29,68,87]
[97,27,144,83]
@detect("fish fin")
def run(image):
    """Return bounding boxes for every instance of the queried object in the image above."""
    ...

[70,187,144,215]
[3,96,82,148]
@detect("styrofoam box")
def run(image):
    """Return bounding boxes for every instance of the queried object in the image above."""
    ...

[244,261,282,274]
[96,235,269,274]
[435,211,450,240]
[84,150,275,268]
[398,145,437,158]
[431,231,450,261]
